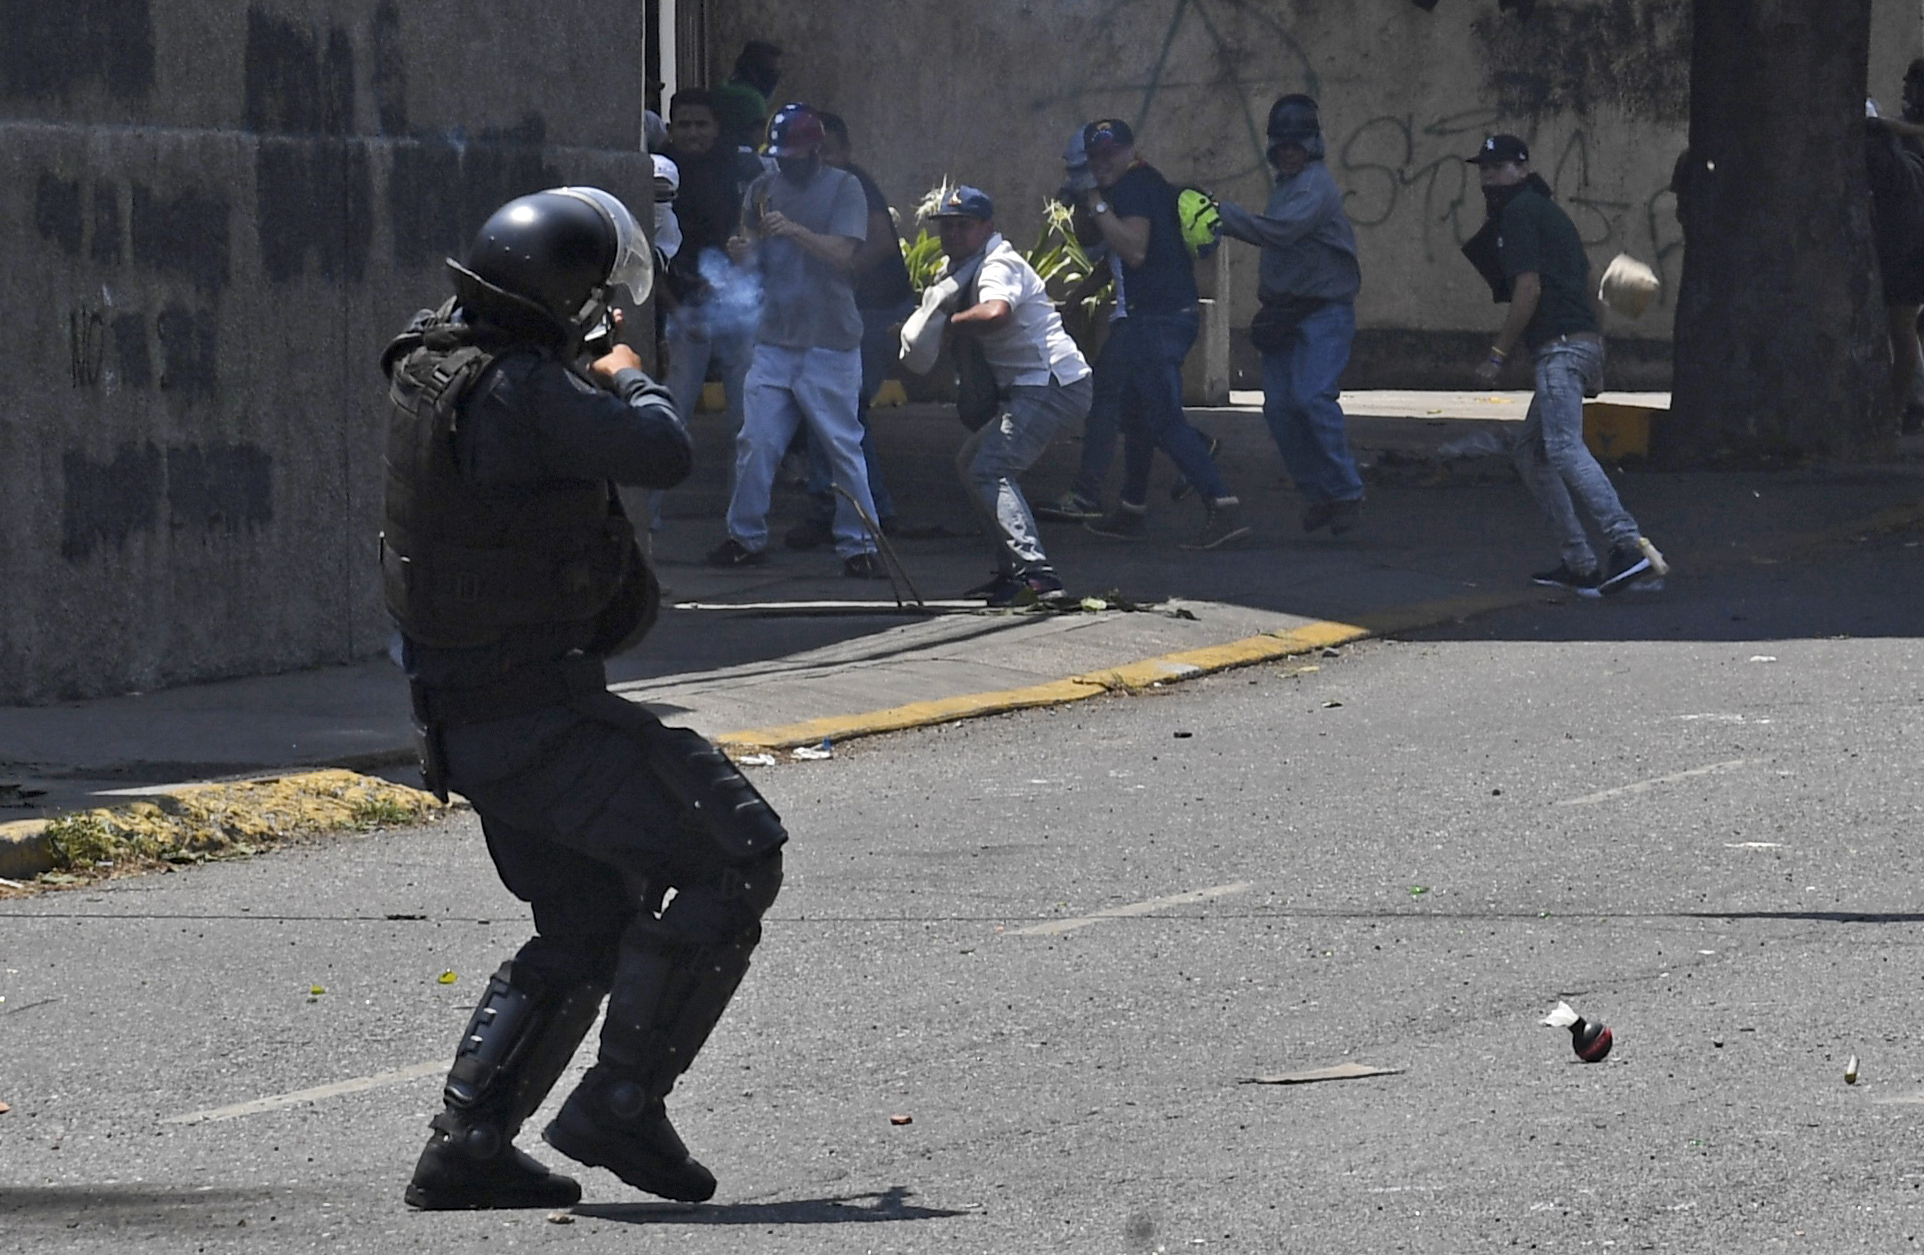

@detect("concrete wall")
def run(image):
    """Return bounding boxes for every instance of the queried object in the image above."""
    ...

[2,1,654,704]
[712,0,1923,388]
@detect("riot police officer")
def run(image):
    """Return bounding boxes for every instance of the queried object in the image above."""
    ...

[381,186,787,1210]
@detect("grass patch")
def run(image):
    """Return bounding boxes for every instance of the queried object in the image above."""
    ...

[36,770,450,885]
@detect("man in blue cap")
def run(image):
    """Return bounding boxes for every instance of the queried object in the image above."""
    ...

[1075,119,1249,549]
[1216,94,1366,535]
[921,186,1094,604]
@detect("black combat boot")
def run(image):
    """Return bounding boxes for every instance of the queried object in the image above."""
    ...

[543,1065,718,1202]
[404,962,605,1210]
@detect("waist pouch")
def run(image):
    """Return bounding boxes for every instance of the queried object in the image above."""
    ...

[1250,297,1331,352]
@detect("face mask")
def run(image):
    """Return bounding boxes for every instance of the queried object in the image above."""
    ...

[777,155,818,184]
[1483,181,1525,215]
[654,203,682,259]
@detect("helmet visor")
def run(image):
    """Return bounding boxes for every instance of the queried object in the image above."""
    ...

[553,186,654,304]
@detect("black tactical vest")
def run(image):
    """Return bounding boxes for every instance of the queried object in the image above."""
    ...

[378,302,655,652]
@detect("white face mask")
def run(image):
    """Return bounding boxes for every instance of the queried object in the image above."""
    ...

[654,202,683,259]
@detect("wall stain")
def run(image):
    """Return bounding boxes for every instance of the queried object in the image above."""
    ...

[243,6,355,135]
[69,306,106,388]
[112,314,152,389]
[156,304,219,399]
[62,442,274,561]
[62,443,162,561]
[131,183,232,295]
[371,0,408,135]
[35,173,83,257]
[389,116,561,268]
[257,139,374,283]
[168,444,274,533]
[91,183,124,266]
[0,0,154,102]
[1475,0,1690,123]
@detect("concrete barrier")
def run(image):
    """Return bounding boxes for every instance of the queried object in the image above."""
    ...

[2,1,654,704]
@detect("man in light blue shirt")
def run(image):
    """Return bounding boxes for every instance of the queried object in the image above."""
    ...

[1217,94,1366,534]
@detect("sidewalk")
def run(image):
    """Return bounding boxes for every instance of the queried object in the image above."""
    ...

[3,392,1920,824]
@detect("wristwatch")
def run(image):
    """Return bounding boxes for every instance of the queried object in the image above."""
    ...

[1091,200,1110,216]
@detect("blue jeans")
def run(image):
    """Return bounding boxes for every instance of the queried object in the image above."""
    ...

[957,374,1095,573]
[1113,310,1226,506]
[1260,301,1363,504]
[804,301,910,524]
[1512,336,1639,571]
[1070,318,1130,501]
[729,344,877,558]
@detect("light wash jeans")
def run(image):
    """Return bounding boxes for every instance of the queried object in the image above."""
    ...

[957,374,1095,574]
[1260,300,1363,504]
[728,344,877,559]
[804,300,912,525]
[647,302,753,529]
[1513,336,1639,571]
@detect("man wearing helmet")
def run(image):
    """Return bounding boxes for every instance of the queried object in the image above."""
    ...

[382,187,788,1210]
[714,102,887,576]
[1216,94,1367,535]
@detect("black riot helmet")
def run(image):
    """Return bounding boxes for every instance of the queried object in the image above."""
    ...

[1266,94,1326,161]
[448,187,653,343]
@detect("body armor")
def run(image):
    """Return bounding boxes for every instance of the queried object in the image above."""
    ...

[379,302,654,652]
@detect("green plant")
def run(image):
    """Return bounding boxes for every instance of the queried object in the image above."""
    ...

[896,183,1108,319]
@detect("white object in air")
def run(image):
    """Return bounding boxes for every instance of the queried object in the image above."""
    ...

[1542,1001,1581,1029]
[1598,253,1661,319]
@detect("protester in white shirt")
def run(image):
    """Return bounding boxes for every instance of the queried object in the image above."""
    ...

[922,186,1093,606]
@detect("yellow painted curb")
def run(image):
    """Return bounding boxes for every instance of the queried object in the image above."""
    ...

[716,590,1541,753]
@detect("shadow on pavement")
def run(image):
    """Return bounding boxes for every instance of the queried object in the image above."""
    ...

[572,1184,965,1225]
[0,1184,281,1228]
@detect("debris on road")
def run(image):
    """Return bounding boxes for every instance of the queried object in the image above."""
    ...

[1748,655,1778,663]
[736,753,778,767]
[1846,1055,1860,1085]
[1173,730,1194,739]
[437,971,458,985]
[1322,700,1343,708]
[890,1113,914,1125]
[1242,1062,1402,1085]
[792,740,834,761]
[1543,1001,1613,1062]
[1408,885,1429,896]
[308,985,326,997]
[0,1102,11,1115]
[546,1210,575,1224]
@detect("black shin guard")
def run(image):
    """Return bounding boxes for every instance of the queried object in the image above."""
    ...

[406,962,605,1210]
[542,850,782,1202]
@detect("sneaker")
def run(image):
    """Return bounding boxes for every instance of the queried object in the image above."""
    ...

[964,572,1019,601]
[842,552,888,579]
[1086,504,1148,540]
[1182,498,1251,550]
[783,518,833,551]
[1037,491,1103,522]
[1530,562,1601,595]
[705,538,765,568]
[1598,541,1655,595]
[1169,434,1223,502]
[1326,497,1362,535]
[985,567,1067,608]
[1300,500,1336,533]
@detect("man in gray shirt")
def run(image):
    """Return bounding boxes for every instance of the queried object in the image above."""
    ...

[1217,94,1366,535]
[710,103,885,577]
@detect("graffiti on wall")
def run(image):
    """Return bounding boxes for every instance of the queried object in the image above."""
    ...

[1335,106,1683,299]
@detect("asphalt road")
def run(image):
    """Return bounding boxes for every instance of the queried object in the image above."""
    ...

[2,524,1921,1254]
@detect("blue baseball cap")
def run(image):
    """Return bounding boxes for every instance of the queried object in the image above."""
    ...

[927,185,994,221]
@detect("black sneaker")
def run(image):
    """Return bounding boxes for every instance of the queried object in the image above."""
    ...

[705,538,765,568]
[1086,505,1148,540]
[1301,500,1336,533]
[1598,542,1654,595]
[1037,490,1103,522]
[783,518,833,550]
[1327,498,1362,535]
[1530,563,1601,595]
[1181,499,1251,550]
[842,552,888,579]
[964,572,1017,600]
[985,567,1066,608]
[1169,434,1222,502]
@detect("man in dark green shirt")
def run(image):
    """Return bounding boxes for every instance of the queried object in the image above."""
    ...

[1465,134,1665,595]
